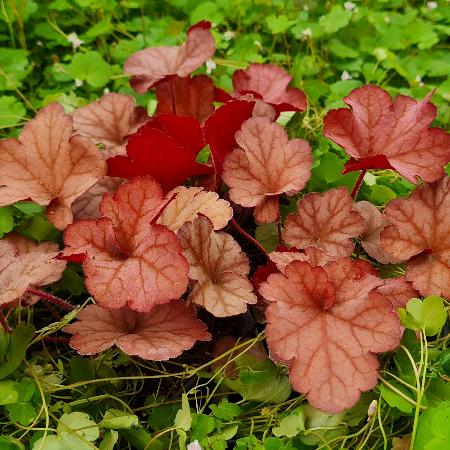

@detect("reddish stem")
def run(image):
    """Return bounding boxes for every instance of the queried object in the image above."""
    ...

[0,311,12,334]
[169,77,177,115]
[351,169,367,199]
[43,336,70,344]
[230,218,268,259]
[26,288,74,311]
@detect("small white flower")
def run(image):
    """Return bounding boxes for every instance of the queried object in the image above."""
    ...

[67,32,84,49]
[187,441,202,450]
[36,40,43,47]
[206,59,216,75]
[415,75,424,87]
[302,28,312,38]
[344,1,356,11]
[74,78,83,87]
[341,70,352,81]
[367,400,377,418]
[103,87,110,95]
[223,30,235,41]
[427,1,438,9]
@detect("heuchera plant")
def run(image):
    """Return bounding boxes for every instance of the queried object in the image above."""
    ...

[0,21,449,414]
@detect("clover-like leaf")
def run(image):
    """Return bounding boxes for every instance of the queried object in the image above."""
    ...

[203,99,255,186]
[65,301,210,359]
[380,177,450,298]
[283,188,364,258]
[156,75,215,122]
[124,21,215,93]
[63,177,189,311]
[223,117,312,224]
[178,216,257,317]
[0,103,106,229]
[72,93,148,158]
[323,85,450,182]
[107,115,213,192]
[158,186,232,232]
[259,259,401,413]
[231,64,307,113]
[0,237,65,307]
[354,201,401,264]
[72,177,124,220]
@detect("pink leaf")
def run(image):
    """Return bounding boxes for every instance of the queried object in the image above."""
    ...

[65,301,210,360]
[222,117,312,224]
[380,177,450,298]
[0,103,106,229]
[323,85,450,182]
[124,21,216,93]
[376,277,419,309]
[63,177,189,311]
[71,93,148,158]
[283,188,364,258]
[231,64,307,113]
[178,216,257,317]
[259,259,401,413]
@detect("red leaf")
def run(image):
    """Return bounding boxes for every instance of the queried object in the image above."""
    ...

[156,75,215,122]
[107,115,213,192]
[283,188,364,258]
[63,177,189,311]
[178,216,257,317]
[259,259,401,412]
[72,93,148,158]
[0,237,66,307]
[323,85,450,182]
[0,103,106,229]
[223,117,312,224]
[203,100,255,185]
[65,301,210,359]
[124,21,215,93]
[231,64,307,113]
[380,177,450,298]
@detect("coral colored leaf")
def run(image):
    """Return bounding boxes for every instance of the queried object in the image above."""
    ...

[223,117,312,224]
[0,103,106,230]
[72,93,148,158]
[323,85,450,183]
[380,177,450,298]
[63,177,189,311]
[376,277,419,309]
[354,201,401,264]
[72,177,124,220]
[156,75,215,122]
[0,237,65,307]
[283,188,364,258]
[107,115,213,192]
[259,259,401,413]
[124,21,215,93]
[178,216,257,317]
[65,301,210,360]
[231,64,307,113]
[270,247,336,272]
[203,100,255,184]
[158,186,232,232]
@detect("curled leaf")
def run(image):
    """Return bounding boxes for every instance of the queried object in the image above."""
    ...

[0,103,106,229]
[323,85,450,182]
[178,216,257,317]
[72,93,148,158]
[231,63,307,113]
[381,177,450,298]
[65,301,210,360]
[259,259,401,413]
[124,21,215,93]
[156,75,215,122]
[63,177,189,311]
[158,186,232,232]
[223,117,312,224]
[283,188,364,258]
